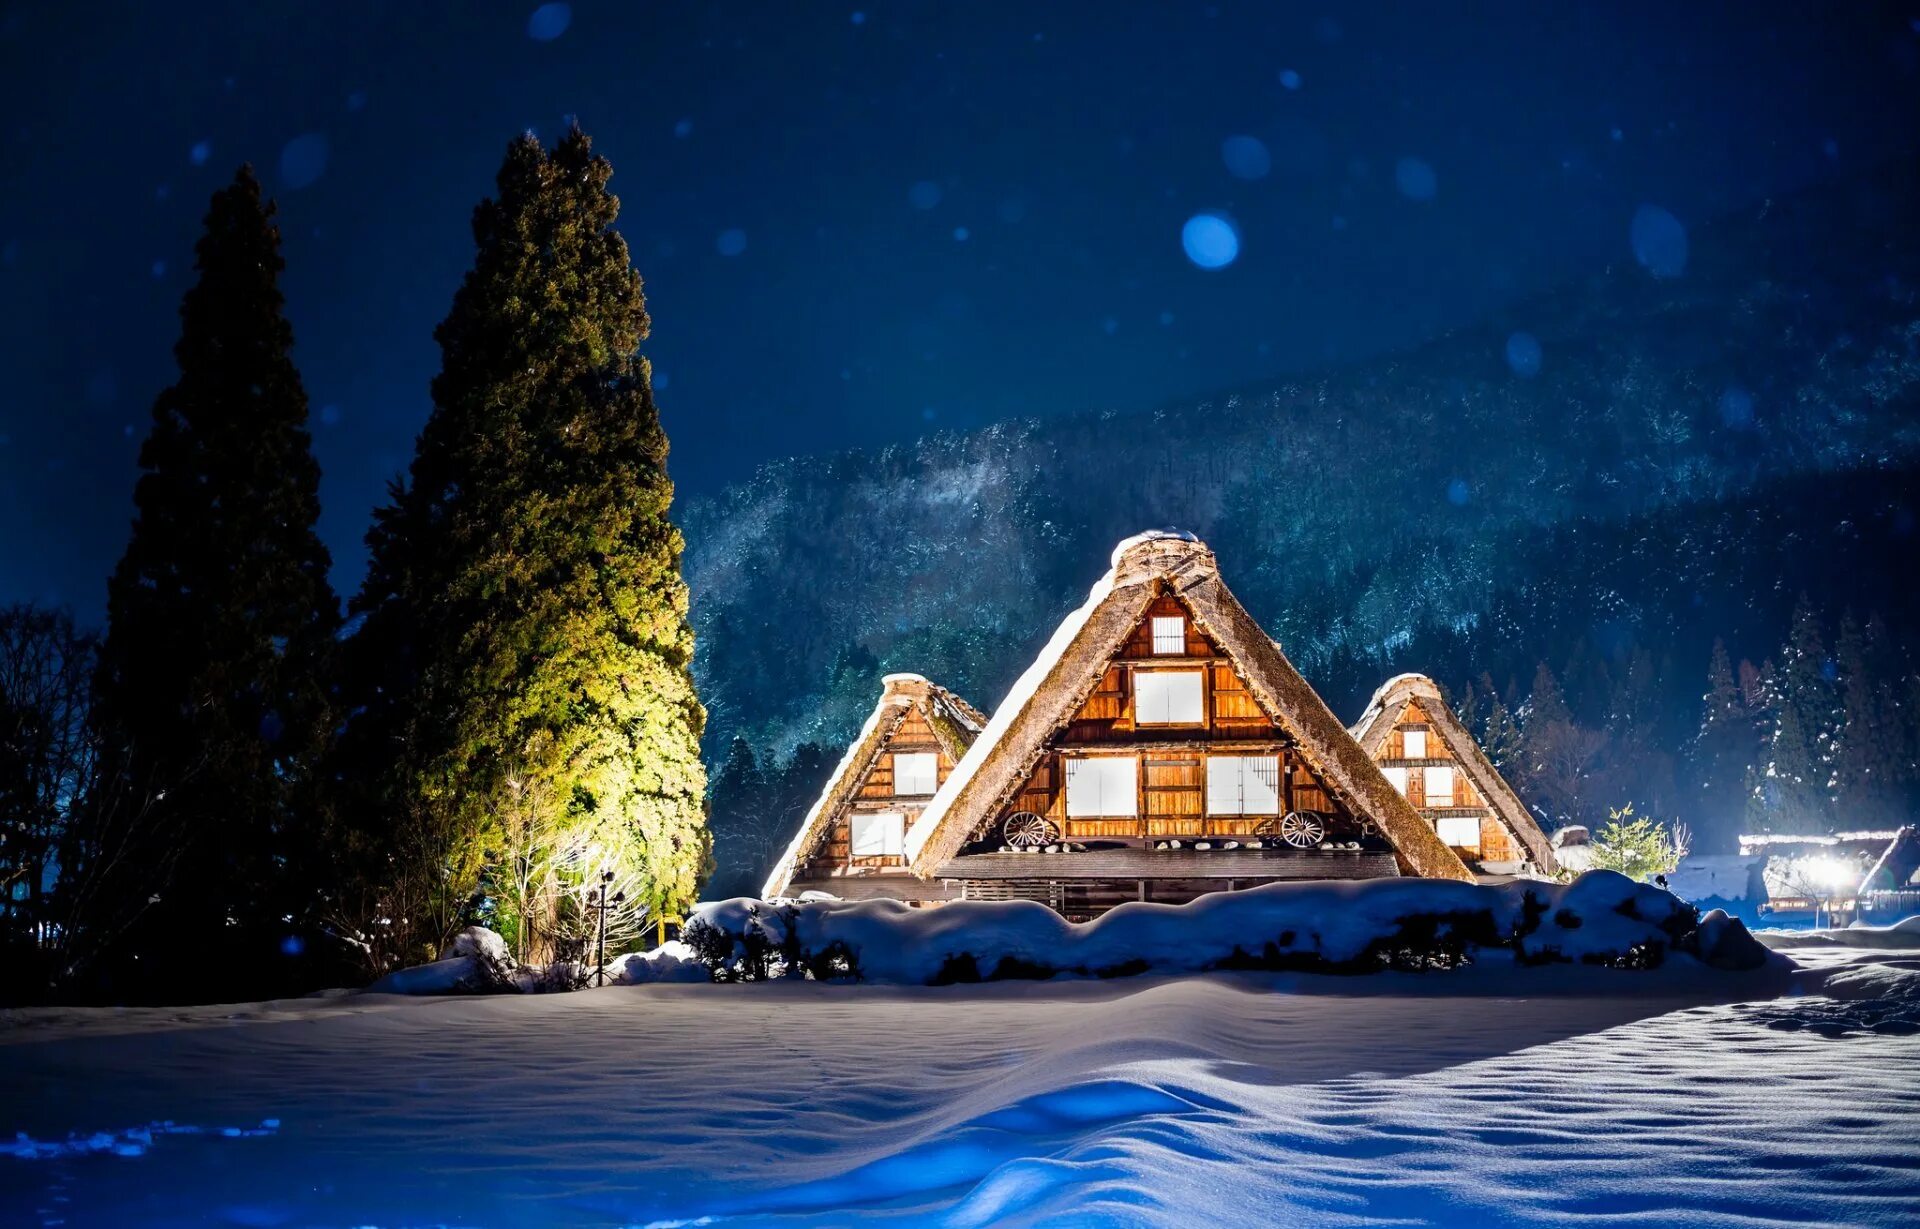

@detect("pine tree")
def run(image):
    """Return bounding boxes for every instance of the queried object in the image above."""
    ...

[706,736,766,898]
[1690,638,1754,848]
[1749,598,1839,834]
[1476,673,1523,772]
[345,127,706,964]
[1834,613,1906,826]
[89,167,339,989]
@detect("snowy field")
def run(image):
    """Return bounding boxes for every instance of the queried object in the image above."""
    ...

[5,947,1920,1228]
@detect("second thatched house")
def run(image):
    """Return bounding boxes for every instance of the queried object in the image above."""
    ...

[893,531,1472,918]
[1348,673,1557,876]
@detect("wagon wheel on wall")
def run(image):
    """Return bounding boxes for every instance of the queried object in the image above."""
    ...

[1277,811,1327,849]
[1002,811,1058,849]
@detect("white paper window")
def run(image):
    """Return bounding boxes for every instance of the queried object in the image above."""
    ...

[893,752,939,797]
[1151,615,1186,655]
[1065,757,1138,817]
[1402,729,1428,759]
[850,812,905,857]
[1435,815,1480,849]
[1135,670,1204,724]
[1425,765,1456,807]
[1382,766,1409,796]
[1206,755,1281,815]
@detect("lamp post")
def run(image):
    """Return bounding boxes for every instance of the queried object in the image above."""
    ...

[588,870,625,987]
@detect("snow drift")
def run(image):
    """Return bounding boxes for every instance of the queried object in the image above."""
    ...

[686,870,1779,984]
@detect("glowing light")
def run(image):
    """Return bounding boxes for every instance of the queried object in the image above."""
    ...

[189,140,211,166]
[1181,213,1239,270]
[1505,331,1543,378]
[952,226,969,241]
[526,3,571,41]
[279,133,329,190]
[715,228,747,257]
[1446,478,1471,506]
[1221,135,1272,180]
[1278,69,1302,90]
[1630,204,1688,278]
[1394,157,1437,201]
[908,180,943,210]
[1804,855,1857,894]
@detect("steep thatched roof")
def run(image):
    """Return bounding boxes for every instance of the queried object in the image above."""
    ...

[904,532,1474,881]
[760,674,984,899]
[1350,672,1559,874]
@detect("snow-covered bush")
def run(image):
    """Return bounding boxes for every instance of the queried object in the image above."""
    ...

[609,940,708,984]
[682,871,1779,986]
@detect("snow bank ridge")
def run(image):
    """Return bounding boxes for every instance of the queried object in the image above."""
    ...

[687,871,1781,985]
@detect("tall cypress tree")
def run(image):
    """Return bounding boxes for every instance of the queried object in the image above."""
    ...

[347,127,706,964]
[91,167,339,988]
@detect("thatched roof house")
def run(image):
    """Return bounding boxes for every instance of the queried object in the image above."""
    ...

[760,674,985,900]
[903,532,1473,904]
[1349,673,1558,875]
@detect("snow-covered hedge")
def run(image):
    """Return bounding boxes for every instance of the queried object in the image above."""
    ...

[683,871,1779,985]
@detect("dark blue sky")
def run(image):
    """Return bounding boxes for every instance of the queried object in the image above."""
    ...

[2,2,1917,618]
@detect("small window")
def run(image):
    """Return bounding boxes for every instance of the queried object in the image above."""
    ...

[1435,815,1480,850]
[893,752,939,796]
[1402,729,1428,759]
[1065,756,1137,817]
[1382,766,1409,796]
[1135,670,1204,724]
[850,812,906,858]
[1424,765,1455,807]
[1206,755,1281,815]
[1151,615,1186,655]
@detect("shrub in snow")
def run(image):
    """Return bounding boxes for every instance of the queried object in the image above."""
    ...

[609,941,708,985]
[682,871,1781,986]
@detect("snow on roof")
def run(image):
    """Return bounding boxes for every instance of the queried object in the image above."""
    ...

[903,558,1121,866]
[1349,672,1444,738]
[1107,527,1202,568]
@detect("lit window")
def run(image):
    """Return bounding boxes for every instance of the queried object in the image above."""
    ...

[1425,765,1455,807]
[1402,729,1428,758]
[850,812,905,857]
[1135,670,1204,724]
[1206,755,1281,815]
[893,752,939,796]
[1065,757,1138,817]
[1435,815,1480,850]
[1382,766,1409,796]
[1151,615,1186,655]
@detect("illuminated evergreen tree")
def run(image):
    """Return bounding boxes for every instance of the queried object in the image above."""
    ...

[89,167,339,988]
[345,127,706,963]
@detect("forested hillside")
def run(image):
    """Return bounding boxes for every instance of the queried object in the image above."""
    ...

[684,161,1920,886]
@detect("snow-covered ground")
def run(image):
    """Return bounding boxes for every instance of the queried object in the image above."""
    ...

[5,946,1919,1228]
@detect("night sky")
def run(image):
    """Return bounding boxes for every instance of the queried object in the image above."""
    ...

[2,2,1917,619]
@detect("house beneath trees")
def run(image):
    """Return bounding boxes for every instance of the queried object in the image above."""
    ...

[758,532,1571,920]
[1349,673,1558,877]
[760,673,986,901]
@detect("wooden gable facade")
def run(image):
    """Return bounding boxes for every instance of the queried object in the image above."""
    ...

[760,674,985,900]
[1350,673,1558,875]
[993,591,1358,848]
[902,532,1473,919]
